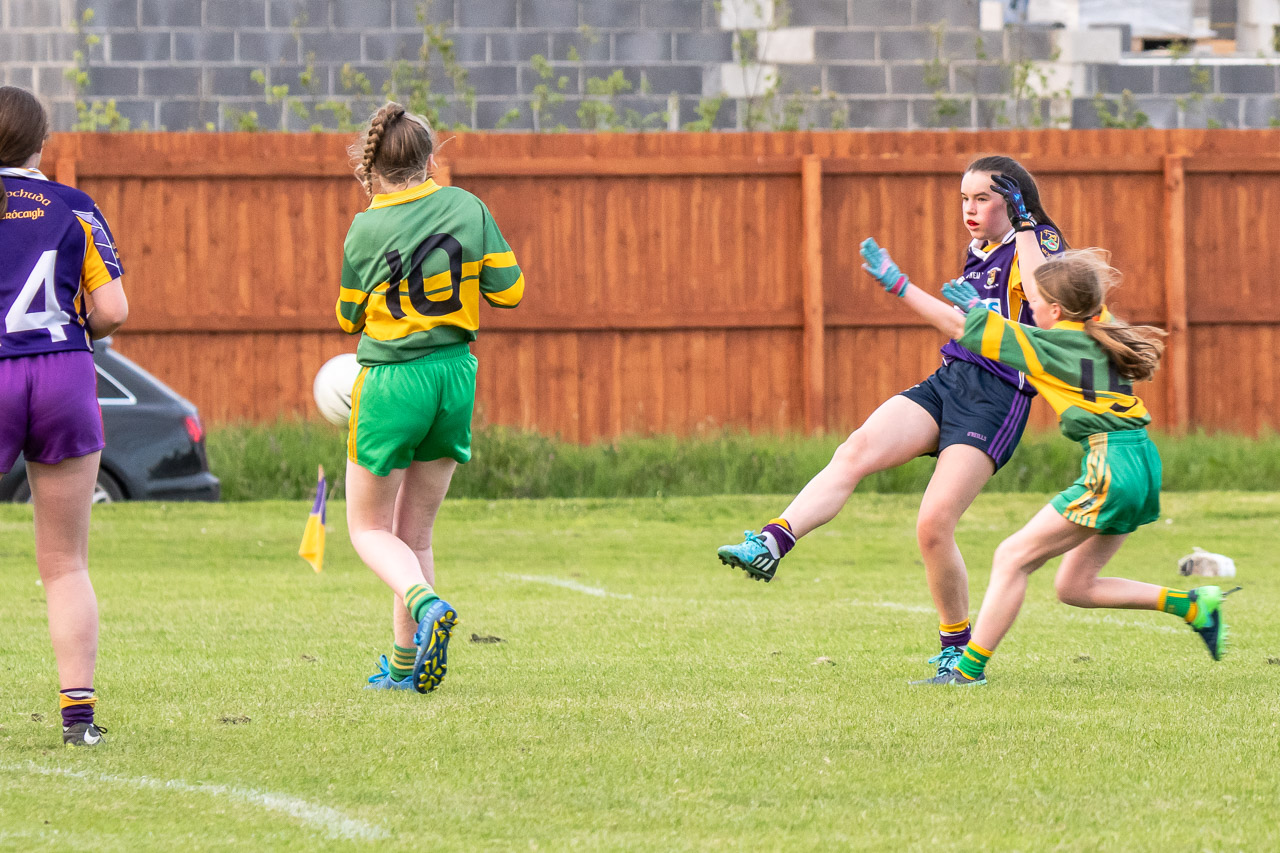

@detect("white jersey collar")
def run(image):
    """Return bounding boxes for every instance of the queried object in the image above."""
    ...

[967,227,1017,260]
[0,167,49,180]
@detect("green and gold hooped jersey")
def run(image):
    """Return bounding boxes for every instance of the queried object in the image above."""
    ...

[337,179,524,364]
[957,310,1151,441]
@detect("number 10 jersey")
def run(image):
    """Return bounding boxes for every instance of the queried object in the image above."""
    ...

[337,179,525,365]
[0,168,123,358]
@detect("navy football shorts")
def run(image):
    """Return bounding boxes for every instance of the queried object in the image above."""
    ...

[899,359,1032,471]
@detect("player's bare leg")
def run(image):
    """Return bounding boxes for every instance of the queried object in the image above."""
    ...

[390,457,457,649]
[30,452,104,743]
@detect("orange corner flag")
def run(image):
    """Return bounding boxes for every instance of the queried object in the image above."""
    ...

[299,465,326,573]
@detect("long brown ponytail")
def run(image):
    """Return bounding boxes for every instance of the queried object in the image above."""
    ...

[348,101,436,197]
[0,86,49,217]
[1033,249,1166,383]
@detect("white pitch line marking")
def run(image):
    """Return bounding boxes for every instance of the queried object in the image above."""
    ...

[503,573,633,599]
[0,762,388,842]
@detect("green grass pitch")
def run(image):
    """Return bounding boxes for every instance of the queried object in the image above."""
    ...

[1,493,1278,850]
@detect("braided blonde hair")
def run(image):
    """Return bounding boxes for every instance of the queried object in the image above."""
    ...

[349,101,436,197]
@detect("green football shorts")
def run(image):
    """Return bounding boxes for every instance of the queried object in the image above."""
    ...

[347,343,477,475]
[1050,428,1161,535]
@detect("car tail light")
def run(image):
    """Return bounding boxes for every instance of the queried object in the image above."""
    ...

[184,414,204,444]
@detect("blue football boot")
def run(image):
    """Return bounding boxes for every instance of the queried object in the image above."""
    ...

[412,598,459,693]
[364,655,416,691]
[927,645,965,678]
[910,668,986,686]
[717,530,780,582]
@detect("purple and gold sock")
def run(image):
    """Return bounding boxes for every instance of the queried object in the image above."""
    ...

[760,518,796,560]
[389,644,416,681]
[404,583,439,623]
[956,641,993,681]
[940,618,971,649]
[59,688,96,727]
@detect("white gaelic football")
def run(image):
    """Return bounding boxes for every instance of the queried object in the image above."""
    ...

[312,353,362,426]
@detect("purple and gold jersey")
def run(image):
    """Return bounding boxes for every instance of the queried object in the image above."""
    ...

[939,223,1063,391]
[0,168,123,358]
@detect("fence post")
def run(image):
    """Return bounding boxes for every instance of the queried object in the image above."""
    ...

[801,155,825,435]
[1162,154,1189,432]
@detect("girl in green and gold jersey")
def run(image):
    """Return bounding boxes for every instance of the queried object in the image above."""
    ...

[904,249,1235,685]
[338,102,524,693]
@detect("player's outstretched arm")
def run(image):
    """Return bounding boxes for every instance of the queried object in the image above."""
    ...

[859,238,965,339]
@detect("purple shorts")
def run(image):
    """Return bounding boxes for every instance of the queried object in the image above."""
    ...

[0,350,104,472]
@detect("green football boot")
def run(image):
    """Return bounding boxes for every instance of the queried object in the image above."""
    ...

[1187,585,1242,661]
[910,668,986,686]
[927,645,965,677]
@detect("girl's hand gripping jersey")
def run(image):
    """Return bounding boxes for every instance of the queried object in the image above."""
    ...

[0,168,123,357]
[939,223,1063,391]
[337,180,524,365]
[956,309,1151,441]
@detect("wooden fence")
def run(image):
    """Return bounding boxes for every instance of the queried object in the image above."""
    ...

[36,130,1280,438]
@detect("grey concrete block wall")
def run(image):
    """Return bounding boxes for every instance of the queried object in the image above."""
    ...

[6,0,1280,132]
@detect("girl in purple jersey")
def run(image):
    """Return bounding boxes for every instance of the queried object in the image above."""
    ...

[0,87,128,747]
[718,155,1065,680]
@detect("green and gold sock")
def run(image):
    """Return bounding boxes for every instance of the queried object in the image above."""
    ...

[1158,588,1197,623]
[956,641,993,681]
[389,644,416,681]
[404,584,439,623]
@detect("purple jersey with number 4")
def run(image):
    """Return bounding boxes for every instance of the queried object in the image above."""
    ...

[939,223,1063,392]
[0,167,123,358]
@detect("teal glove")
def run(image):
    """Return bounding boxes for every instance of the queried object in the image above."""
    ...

[941,279,982,313]
[860,237,910,298]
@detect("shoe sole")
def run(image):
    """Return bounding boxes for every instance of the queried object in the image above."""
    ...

[413,607,458,693]
[717,553,774,583]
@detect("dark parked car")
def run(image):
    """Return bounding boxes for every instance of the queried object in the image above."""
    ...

[0,338,220,503]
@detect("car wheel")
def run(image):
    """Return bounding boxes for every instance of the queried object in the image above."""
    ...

[11,468,126,504]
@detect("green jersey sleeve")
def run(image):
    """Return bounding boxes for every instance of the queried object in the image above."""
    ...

[478,202,524,308]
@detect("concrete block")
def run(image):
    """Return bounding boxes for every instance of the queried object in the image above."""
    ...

[826,63,887,94]
[644,1,703,28]
[0,32,47,62]
[363,32,426,61]
[787,0,847,26]
[719,0,774,29]
[615,31,673,62]
[580,64,643,89]
[675,31,734,62]
[850,0,911,25]
[207,0,268,27]
[239,31,301,62]
[551,31,610,61]
[910,94,971,127]
[974,95,1051,128]
[457,0,517,28]
[205,66,264,98]
[37,67,77,98]
[82,0,140,29]
[758,27,815,63]
[221,100,284,131]
[174,31,236,61]
[106,99,159,129]
[1003,25,1055,61]
[581,1,644,28]
[334,0,393,27]
[1052,27,1121,64]
[776,64,821,93]
[1243,95,1280,127]
[487,31,551,62]
[50,32,80,62]
[915,0,981,27]
[300,31,362,59]
[7,67,34,90]
[1136,95,1181,127]
[142,66,200,96]
[1181,96,1241,128]
[159,99,218,130]
[1156,64,1200,95]
[466,64,519,95]
[715,62,777,98]
[1218,65,1278,94]
[942,29,984,60]
[267,0,332,28]
[140,0,202,27]
[337,63,392,93]
[519,0,578,28]
[109,31,173,62]
[953,62,1010,94]
[475,98,532,129]
[393,0,454,28]
[815,30,876,61]
[9,0,63,27]
[847,97,911,128]
[1096,63,1156,95]
[889,63,933,94]
[879,30,937,61]
[448,31,490,62]
[641,64,705,94]
[85,65,140,97]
